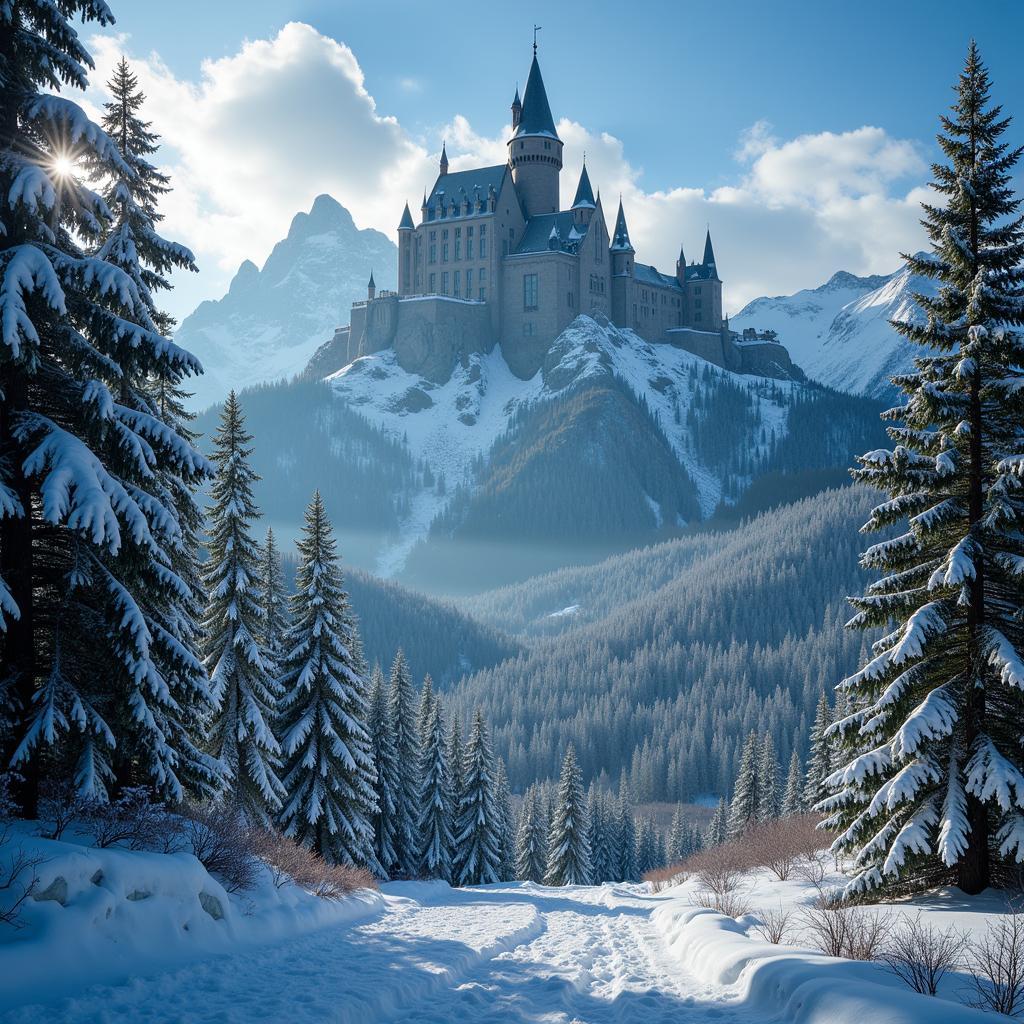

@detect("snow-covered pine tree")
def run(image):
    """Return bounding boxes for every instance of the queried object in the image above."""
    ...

[276,492,378,869]
[667,805,687,863]
[417,694,453,880]
[587,786,611,883]
[635,817,658,876]
[514,784,546,882]
[826,43,1024,896]
[545,745,592,886]
[387,649,419,877]
[494,756,515,881]
[781,750,804,817]
[446,714,465,848]
[368,665,398,873]
[727,731,761,838]
[201,392,284,824]
[453,709,501,886]
[615,781,638,882]
[260,527,289,680]
[757,733,780,821]
[803,691,832,809]
[417,674,434,755]
[0,7,217,812]
[705,797,729,847]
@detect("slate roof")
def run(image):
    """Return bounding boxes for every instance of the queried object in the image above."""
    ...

[633,263,683,291]
[398,202,414,229]
[426,164,509,211]
[610,200,633,252]
[571,164,596,209]
[513,211,590,255]
[514,55,559,139]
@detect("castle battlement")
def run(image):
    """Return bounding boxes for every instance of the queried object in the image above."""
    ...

[342,47,798,385]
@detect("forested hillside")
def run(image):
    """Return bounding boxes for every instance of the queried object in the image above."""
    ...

[448,487,878,802]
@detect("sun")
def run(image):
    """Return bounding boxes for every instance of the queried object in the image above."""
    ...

[51,153,75,178]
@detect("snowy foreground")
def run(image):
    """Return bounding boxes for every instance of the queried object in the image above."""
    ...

[0,836,999,1024]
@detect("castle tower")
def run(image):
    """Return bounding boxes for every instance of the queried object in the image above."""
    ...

[507,52,562,217]
[610,199,634,276]
[702,229,719,280]
[571,161,596,227]
[439,142,448,177]
[367,269,376,301]
[675,244,686,286]
[397,202,414,296]
[685,228,723,330]
[511,86,522,130]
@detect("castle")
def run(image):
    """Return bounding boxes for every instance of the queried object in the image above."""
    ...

[329,47,797,384]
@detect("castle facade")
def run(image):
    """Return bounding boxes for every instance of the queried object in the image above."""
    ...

[332,49,796,383]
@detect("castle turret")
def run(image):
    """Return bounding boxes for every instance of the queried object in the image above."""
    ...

[571,161,596,227]
[367,269,376,301]
[511,86,522,130]
[702,228,719,280]
[397,202,414,296]
[439,142,448,177]
[676,244,686,286]
[610,198,634,276]
[507,52,562,217]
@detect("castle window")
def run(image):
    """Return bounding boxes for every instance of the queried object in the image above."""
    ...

[479,225,487,258]
[544,140,550,150]
[523,273,538,311]
[442,242,449,262]
[442,271,449,294]
[453,270,460,297]
[465,268,473,290]
[429,231,437,264]
[429,272,436,292]
[568,291,574,308]
[523,321,535,337]
[695,298,702,309]
[479,267,487,285]
[695,286,702,295]
[454,228,461,260]
[479,286,486,301]
[695,312,702,322]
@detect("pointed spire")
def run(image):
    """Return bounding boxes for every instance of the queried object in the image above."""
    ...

[702,228,719,279]
[571,163,596,210]
[367,269,376,301]
[610,198,634,252]
[398,201,414,230]
[511,85,522,130]
[368,269,375,288]
[514,54,558,139]
[439,141,448,176]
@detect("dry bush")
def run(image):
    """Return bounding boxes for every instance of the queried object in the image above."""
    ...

[0,777,43,928]
[742,814,831,882]
[86,788,177,851]
[686,844,754,917]
[249,828,377,898]
[38,778,92,841]
[799,896,892,960]
[882,912,968,996]
[179,804,259,893]
[642,864,684,892]
[755,903,794,945]
[966,909,1024,1017]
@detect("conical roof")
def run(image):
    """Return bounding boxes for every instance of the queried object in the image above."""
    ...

[398,201,414,230]
[571,163,596,209]
[514,55,558,139]
[702,229,719,279]
[610,199,634,252]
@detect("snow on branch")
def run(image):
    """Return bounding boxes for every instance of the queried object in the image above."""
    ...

[1,245,67,358]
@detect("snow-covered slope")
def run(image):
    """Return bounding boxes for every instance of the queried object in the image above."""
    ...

[327,314,800,576]
[176,195,397,409]
[733,261,938,398]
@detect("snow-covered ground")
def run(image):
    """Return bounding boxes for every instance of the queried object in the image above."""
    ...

[1,841,999,1024]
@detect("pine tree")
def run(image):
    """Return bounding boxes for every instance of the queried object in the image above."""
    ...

[494,756,515,881]
[447,714,465,844]
[803,691,832,809]
[757,733,780,821]
[781,750,804,817]
[515,784,547,882]
[827,43,1024,896]
[388,649,419,877]
[368,665,398,873]
[545,746,592,886]
[417,674,434,755]
[615,781,638,882]
[668,805,687,863]
[0,9,219,812]
[587,786,612,883]
[728,730,761,838]
[260,527,289,680]
[417,694,453,880]
[705,797,729,847]
[275,493,377,868]
[453,709,501,886]
[202,392,283,823]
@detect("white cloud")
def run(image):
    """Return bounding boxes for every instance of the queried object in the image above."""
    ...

[84,22,931,321]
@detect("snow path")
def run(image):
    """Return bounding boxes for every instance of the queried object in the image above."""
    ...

[1,882,776,1024]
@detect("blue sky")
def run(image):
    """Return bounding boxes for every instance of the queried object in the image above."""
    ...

[91,0,1024,320]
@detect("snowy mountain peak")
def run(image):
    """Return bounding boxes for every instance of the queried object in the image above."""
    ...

[732,257,937,398]
[175,195,396,409]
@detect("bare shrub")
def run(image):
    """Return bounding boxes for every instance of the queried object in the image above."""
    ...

[37,779,92,841]
[688,845,754,917]
[0,779,43,929]
[882,912,968,996]
[86,788,177,851]
[755,903,794,945]
[179,804,258,894]
[642,864,684,892]
[249,829,377,898]
[799,896,892,961]
[743,815,831,882]
[795,849,829,891]
[966,909,1024,1017]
